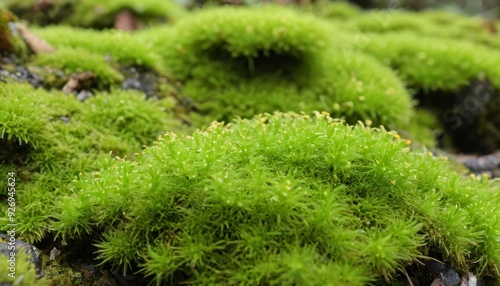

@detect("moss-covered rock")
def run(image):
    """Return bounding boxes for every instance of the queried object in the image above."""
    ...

[51,112,500,285]
[0,8,28,57]
[156,6,413,130]
[351,33,500,91]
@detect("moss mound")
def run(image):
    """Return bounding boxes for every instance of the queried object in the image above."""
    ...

[351,33,500,91]
[349,32,500,152]
[301,1,362,21]
[2,4,500,285]
[0,244,47,286]
[0,82,181,243]
[156,6,413,129]
[158,6,330,79]
[33,26,162,69]
[67,0,186,28]
[52,112,500,285]
[348,10,500,50]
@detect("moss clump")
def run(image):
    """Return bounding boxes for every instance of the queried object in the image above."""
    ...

[33,26,164,70]
[156,6,413,130]
[33,48,124,87]
[0,248,48,286]
[0,82,181,243]
[347,10,500,50]
[52,112,500,285]
[347,33,500,152]
[351,33,500,91]
[301,0,362,21]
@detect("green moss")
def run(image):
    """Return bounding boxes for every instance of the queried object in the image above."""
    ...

[183,48,412,127]
[157,6,413,130]
[0,82,181,243]
[4,0,73,26]
[33,26,164,70]
[348,10,500,50]
[346,33,500,151]
[350,32,500,92]
[301,1,362,21]
[3,6,500,284]
[51,112,500,284]
[67,0,186,28]
[158,6,330,79]
[0,248,49,286]
[33,48,124,87]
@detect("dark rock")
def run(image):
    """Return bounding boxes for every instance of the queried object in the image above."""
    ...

[49,247,61,260]
[76,90,93,102]
[463,153,499,172]
[59,116,70,123]
[0,53,44,87]
[0,232,42,275]
[426,260,461,286]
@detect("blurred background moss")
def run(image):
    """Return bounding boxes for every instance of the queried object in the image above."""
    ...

[175,0,499,19]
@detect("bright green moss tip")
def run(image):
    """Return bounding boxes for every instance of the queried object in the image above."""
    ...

[0,82,181,243]
[52,112,500,285]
